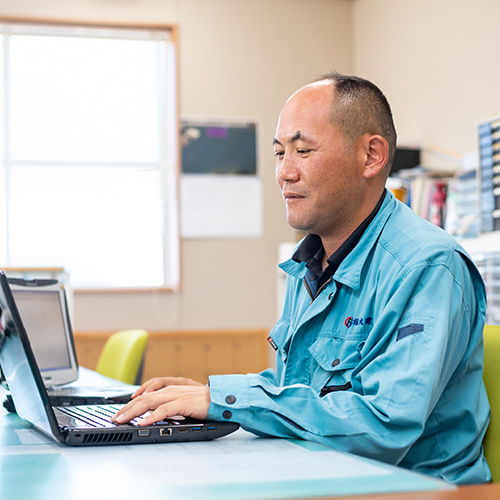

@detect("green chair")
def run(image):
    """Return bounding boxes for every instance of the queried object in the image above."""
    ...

[483,325,500,482]
[96,329,149,385]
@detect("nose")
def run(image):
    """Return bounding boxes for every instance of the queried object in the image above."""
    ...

[276,153,299,184]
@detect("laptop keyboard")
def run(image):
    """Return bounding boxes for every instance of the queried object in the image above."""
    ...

[56,404,188,429]
[56,404,141,428]
[56,403,192,430]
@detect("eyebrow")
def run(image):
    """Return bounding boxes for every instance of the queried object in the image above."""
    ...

[273,130,307,147]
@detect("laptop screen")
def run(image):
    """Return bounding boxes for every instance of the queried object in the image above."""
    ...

[0,272,62,440]
[10,283,78,387]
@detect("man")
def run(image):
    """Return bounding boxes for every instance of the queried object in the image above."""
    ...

[114,73,491,484]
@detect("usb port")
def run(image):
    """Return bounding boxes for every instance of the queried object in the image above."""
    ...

[138,429,151,437]
[192,427,202,432]
[207,426,216,431]
[160,428,172,436]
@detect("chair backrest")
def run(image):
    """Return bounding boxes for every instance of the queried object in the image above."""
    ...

[95,329,149,385]
[483,325,500,482]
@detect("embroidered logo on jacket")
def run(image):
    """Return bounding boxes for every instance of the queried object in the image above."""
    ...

[344,316,373,328]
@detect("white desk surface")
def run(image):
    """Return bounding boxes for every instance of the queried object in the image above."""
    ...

[0,386,452,500]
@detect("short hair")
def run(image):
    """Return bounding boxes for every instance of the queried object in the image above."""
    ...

[314,72,397,172]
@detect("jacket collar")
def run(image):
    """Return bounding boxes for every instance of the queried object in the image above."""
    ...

[279,189,397,291]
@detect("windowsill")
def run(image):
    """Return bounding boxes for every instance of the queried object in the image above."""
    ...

[73,285,180,294]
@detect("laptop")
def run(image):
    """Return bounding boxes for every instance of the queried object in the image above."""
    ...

[0,271,239,446]
[4,277,136,406]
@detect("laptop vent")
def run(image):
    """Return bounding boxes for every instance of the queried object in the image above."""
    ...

[82,431,134,445]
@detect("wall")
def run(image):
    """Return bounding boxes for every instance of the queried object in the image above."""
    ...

[0,0,354,332]
[3,0,496,333]
[352,0,500,168]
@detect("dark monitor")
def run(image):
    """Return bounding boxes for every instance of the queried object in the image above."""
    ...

[391,147,421,175]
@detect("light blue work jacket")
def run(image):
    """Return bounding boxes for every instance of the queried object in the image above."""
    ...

[208,190,491,485]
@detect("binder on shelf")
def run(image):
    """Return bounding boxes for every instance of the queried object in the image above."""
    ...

[478,117,500,232]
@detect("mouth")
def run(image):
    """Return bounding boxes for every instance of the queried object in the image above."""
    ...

[283,191,305,201]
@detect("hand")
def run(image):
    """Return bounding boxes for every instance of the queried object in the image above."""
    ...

[112,378,210,426]
[131,376,204,399]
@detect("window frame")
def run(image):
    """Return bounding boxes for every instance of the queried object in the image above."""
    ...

[0,17,181,294]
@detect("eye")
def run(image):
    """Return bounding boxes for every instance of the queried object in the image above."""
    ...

[274,150,285,158]
[297,149,312,156]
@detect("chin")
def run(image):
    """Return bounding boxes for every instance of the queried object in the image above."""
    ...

[288,221,311,233]
[286,211,314,233]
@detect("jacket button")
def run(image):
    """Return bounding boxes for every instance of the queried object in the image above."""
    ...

[222,410,233,420]
[225,395,236,404]
[332,358,340,367]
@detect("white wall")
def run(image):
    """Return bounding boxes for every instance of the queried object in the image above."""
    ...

[0,0,354,331]
[7,0,494,333]
[353,0,500,168]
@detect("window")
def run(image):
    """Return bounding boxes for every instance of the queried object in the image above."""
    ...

[0,21,179,289]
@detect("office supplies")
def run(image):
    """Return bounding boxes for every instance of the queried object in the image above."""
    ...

[0,271,238,446]
[5,276,136,406]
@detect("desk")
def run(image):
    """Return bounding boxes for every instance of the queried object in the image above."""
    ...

[0,386,493,500]
[332,484,500,500]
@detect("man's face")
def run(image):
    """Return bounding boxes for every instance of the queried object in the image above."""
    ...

[274,83,366,239]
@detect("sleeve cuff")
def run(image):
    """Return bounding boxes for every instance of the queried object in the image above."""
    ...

[207,374,250,421]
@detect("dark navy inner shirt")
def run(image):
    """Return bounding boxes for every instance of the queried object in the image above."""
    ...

[292,190,386,299]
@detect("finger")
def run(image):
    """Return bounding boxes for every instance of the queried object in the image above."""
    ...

[115,397,180,426]
[132,378,169,398]
[137,405,177,426]
[144,377,203,388]
[113,396,154,423]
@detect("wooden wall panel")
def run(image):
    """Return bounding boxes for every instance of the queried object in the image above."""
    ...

[73,329,270,384]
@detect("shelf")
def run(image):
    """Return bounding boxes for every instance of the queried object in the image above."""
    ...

[458,232,500,256]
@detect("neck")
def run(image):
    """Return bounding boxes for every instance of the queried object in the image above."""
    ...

[320,233,351,269]
[319,188,386,269]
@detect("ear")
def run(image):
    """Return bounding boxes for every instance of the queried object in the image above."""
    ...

[363,135,389,179]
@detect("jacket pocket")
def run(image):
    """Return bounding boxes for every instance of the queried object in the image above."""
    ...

[309,336,364,396]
